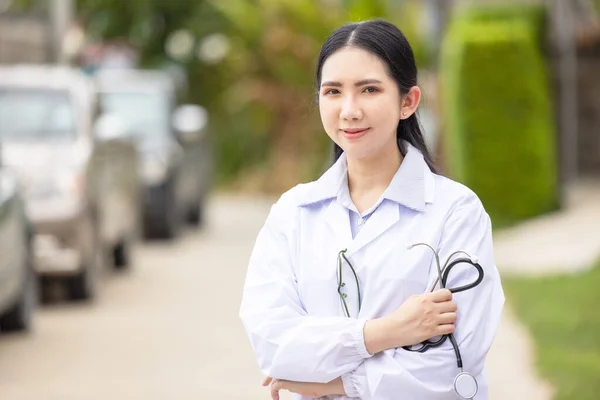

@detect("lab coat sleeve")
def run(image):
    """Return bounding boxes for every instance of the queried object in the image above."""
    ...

[239,191,373,383]
[341,193,505,399]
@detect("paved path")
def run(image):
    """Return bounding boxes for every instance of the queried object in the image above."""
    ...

[494,179,600,276]
[0,195,289,400]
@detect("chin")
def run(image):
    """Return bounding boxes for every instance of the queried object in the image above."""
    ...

[341,147,377,161]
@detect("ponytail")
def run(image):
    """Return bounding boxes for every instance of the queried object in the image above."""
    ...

[397,113,437,173]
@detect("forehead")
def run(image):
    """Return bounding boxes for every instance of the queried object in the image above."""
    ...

[321,46,389,82]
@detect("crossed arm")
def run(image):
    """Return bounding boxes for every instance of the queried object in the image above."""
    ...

[255,288,459,399]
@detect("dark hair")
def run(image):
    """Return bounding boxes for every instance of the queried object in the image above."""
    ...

[316,20,437,173]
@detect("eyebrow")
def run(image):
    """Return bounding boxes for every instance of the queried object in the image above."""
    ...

[320,79,383,88]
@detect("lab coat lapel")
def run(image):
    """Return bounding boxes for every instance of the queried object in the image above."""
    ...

[324,200,353,245]
[346,200,401,257]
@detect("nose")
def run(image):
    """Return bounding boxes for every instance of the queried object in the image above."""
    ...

[340,95,363,121]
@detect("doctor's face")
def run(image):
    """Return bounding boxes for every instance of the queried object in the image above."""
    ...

[318,46,402,161]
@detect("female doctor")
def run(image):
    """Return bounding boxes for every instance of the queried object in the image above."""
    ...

[240,20,504,400]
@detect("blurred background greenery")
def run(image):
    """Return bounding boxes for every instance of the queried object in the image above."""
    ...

[10,0,436,194]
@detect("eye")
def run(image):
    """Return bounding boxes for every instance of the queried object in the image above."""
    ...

[323,88,340,95]
[363,86,379,93]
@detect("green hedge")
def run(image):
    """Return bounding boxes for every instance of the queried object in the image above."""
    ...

[441,11,559,227]
[453,3,547,47]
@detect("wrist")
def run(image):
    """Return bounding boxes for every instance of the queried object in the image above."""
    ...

[364,317,394,354]
[327,377,346,396]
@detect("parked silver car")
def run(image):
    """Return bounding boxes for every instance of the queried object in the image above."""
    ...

[95,69,212,239]
[0,157,36,332]
[0,65,142,300]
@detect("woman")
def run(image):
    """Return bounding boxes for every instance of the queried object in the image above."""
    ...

[240,20,504,400]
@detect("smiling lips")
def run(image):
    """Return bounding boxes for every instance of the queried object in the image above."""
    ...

[341,127,370,139]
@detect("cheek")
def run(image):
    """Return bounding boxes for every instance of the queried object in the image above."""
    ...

[384,115,401,136]
[370,102,400,134]
[319,102,338,133]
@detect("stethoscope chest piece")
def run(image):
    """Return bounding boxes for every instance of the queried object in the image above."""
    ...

[454,372,478,399]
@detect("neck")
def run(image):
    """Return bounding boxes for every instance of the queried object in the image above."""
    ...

[346,144,403,211]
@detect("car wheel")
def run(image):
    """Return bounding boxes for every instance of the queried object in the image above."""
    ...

[0,238,37,332]
[152,187,180,240]
[67,249,100,301]
[163,205,180,239]
[187,204,200,226]
[67,216,101,301]
[187,194,206,227]
[113,237,132,270]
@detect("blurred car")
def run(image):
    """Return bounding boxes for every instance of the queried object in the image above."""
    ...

[0,156,36,332]
[95,69,212,239]
[0,65,142,300]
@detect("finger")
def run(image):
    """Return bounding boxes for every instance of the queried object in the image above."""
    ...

[270,381,280,400]
[263,377,273,386]
[436,323,455,336]
[430,289,452,302]
[438,312,457,325]
[437,300,458,313]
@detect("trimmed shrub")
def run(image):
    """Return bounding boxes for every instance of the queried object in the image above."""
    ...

[453,3,547,48]
[440,13,559,227]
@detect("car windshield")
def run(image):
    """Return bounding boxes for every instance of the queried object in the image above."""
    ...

[99,92,170,139]
[0,88,76,141]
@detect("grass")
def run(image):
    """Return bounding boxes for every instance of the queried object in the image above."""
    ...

[502,260,600,400]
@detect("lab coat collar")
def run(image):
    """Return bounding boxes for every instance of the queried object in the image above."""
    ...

[299,141,434,212]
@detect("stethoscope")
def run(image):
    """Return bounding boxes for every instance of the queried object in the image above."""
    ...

[336,243,484,399]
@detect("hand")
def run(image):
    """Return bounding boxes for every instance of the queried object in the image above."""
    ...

[262,376,345,400]
[364,289,457,353]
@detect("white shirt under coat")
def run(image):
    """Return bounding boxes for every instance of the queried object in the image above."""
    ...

[240,142,505,399]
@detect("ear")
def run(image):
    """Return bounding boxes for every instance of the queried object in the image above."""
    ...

[399,86,421,120]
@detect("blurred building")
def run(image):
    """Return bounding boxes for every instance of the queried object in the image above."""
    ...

[546,0,600,185]
[0,9,51,63]
[0,0,75,64]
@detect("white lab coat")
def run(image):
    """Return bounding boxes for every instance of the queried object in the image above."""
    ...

[240,143,505,399]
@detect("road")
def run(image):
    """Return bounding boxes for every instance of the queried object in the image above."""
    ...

[0,194,541,400]
[0,195,290,400]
